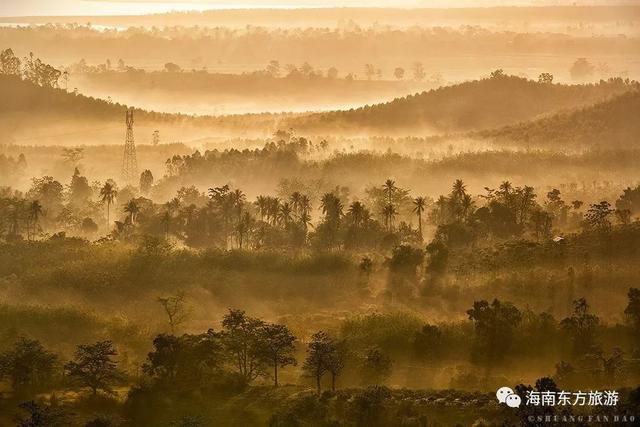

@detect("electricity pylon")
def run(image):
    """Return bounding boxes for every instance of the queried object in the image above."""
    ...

[121,108,138,186]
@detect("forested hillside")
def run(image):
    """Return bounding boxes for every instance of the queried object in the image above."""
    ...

[1,72,637,144]
[477,89,640,149]
[286,74,637,134]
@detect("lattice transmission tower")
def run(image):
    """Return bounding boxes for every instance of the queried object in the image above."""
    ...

[121,108,138,186]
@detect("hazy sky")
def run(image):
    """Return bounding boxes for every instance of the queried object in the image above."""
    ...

[0,0,625,17]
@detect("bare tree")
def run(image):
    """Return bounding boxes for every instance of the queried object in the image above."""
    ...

[157,291,190,334]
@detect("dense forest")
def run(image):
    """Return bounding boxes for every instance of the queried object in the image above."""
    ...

[1,156,640,424]
[476,89,640,149]
[2,149,640,424]
[1,4,639,426]
[286,74,638,134]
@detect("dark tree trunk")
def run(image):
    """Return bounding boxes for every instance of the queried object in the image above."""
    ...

[274,361,278,387]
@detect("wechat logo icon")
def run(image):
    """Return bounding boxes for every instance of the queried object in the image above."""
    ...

[497,386,521,408]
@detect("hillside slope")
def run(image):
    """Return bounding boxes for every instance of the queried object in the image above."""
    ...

[476,90,640,149]
[0,75,280,144]
[285,75,637,134]
[0,74,637,145]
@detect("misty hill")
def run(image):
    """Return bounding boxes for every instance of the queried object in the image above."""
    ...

[476,89,640,148]
[285,75,637,134]
[0,74,280,144]
[1,73,637,145]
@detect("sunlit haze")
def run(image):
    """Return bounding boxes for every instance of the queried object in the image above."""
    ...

[1,0,634,17]
[0,0,639,425]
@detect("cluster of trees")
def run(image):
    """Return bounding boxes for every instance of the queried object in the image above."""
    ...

[0,48,62,88]
[0,338,123,399]
[3,145,640,256]
[1,290,638,424]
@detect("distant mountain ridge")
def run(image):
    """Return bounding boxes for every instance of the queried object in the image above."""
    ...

[284,75,637,134]
[0,74,637,145]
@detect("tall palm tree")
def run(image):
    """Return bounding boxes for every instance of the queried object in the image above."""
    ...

[100,182,117,228]
[348,201,366,228]
[383,179,397,204]
[321,193,343,223]
[452,179,467,199]
[299,211,312,231]
[383,203,398,232]
[255,195,269,222]
[300,195,311,217]
[268,197,281,226]
[28,200,43,240]
[278,203,293,227]
[290,192,303,217]
[124,200,140,225]
[412,197,426,239]
[236,211,253,249]
[231,189,246,220]
[461,194,474,221]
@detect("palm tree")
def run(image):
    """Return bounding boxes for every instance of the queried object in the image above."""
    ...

[278,203,293,227]
[255,196,269,222]
[300,195,312,217]
[383,203,398,232]
[450,179,468,221]
[321,193,343,223]
[299,211,312,231]
[452,179,467,199]
[28,200,43,240]
[290,192,303,217]
[231,189,246,220]
[100,182,117,228]
[268,197,281,226]
[348,201,366,228]
[124,200,140,225]
[383,179,397,204]
[499,180,513,202]
[412,197,426,239]
[236,211,253,249]
[461,194,474,221]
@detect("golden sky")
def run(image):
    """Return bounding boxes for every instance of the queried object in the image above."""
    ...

[0,0,624,17]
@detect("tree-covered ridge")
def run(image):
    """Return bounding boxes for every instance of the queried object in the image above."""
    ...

[286,73,637,134]
[1,54,637,138]
[477,88,640,148]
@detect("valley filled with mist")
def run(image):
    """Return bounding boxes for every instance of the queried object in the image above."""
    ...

[0,3,639,427]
